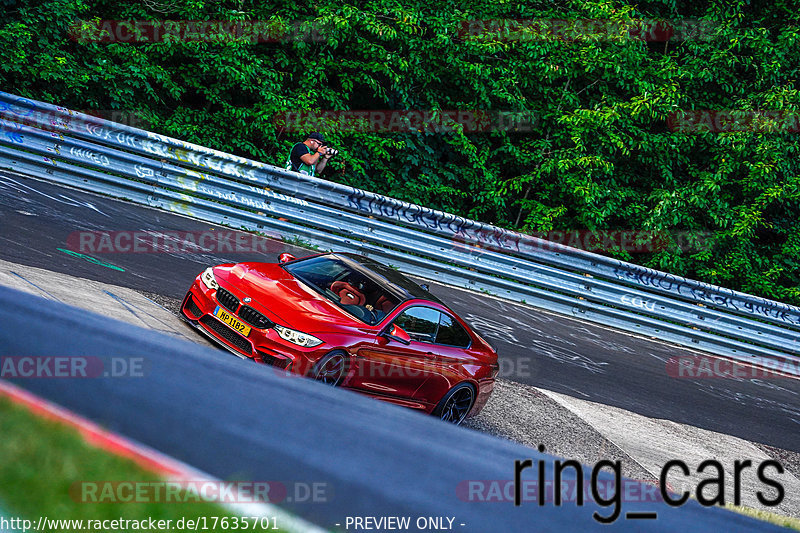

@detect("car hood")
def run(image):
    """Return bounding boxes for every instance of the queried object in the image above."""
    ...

[213,262,365,331]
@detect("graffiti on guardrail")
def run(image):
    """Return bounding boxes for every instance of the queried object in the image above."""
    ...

[621,294,656,312]
[1,121,23,144]
[69,146,110,167]
[346,188,708,256]
[0,97,35,117]
[134,164,155,178]
[211,188,274,211]
[80,118,137,144]
[613,264,800,326]
[347,188,524,250]
[2,103,143,142]
[740,300,800,326]
[140,133,258,180]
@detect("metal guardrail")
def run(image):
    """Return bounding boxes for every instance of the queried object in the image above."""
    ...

[1,91,799,374]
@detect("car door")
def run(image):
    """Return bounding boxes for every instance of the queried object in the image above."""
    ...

[351,305,444,401]
[410,311,475,406]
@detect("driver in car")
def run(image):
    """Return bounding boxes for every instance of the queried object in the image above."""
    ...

[329,278,395,319]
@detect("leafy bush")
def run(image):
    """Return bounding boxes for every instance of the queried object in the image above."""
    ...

[1,0,798,304]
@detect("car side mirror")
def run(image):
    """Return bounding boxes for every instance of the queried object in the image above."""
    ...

[279,253,296,264]
[383,324,411,345]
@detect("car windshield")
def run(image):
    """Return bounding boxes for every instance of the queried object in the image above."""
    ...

[284,254,412,325]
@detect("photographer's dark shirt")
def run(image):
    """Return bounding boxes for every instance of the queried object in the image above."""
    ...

[286,142,315,176]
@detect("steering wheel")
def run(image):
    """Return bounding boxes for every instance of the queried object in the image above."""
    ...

[340,303,377,323]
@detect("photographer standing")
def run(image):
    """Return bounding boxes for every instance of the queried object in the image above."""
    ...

[284,132,336,177]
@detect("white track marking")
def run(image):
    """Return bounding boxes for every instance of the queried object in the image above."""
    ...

[537,387,800,517]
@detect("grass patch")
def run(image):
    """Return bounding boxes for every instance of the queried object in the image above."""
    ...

[724,502,800,531]
[0,394,286,532]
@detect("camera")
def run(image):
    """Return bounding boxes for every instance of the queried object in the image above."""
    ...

[323,146,338,157]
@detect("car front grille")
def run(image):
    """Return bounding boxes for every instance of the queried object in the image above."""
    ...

[238,305,273,329]
[258,352,291,370]
[184,296,203,318]
[216,287,239,313]
[200,315,252,354]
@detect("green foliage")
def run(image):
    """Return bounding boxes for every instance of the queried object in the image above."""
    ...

[1,0,799,304]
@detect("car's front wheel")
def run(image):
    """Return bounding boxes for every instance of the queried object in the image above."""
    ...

[309,351,349,386]
[432,383,475,425]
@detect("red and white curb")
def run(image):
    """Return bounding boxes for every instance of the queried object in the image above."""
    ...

[0,380,328,533]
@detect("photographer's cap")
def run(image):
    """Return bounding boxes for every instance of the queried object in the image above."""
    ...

[307,132,325,142]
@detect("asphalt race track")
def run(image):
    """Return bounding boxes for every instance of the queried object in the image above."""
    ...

[1,170,800,527]
[2,171,798,449]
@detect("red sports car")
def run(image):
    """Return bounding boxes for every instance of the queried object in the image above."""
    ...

[180,252,498,424]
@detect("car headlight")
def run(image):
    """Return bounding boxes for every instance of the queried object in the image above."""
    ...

[274,325,323,348]
[200,267,219,290]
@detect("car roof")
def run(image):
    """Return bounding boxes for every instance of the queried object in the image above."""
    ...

[331,253,445,306]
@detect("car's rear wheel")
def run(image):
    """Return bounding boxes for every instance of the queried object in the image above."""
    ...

[432,383,475,425]
[309,351,349,386]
